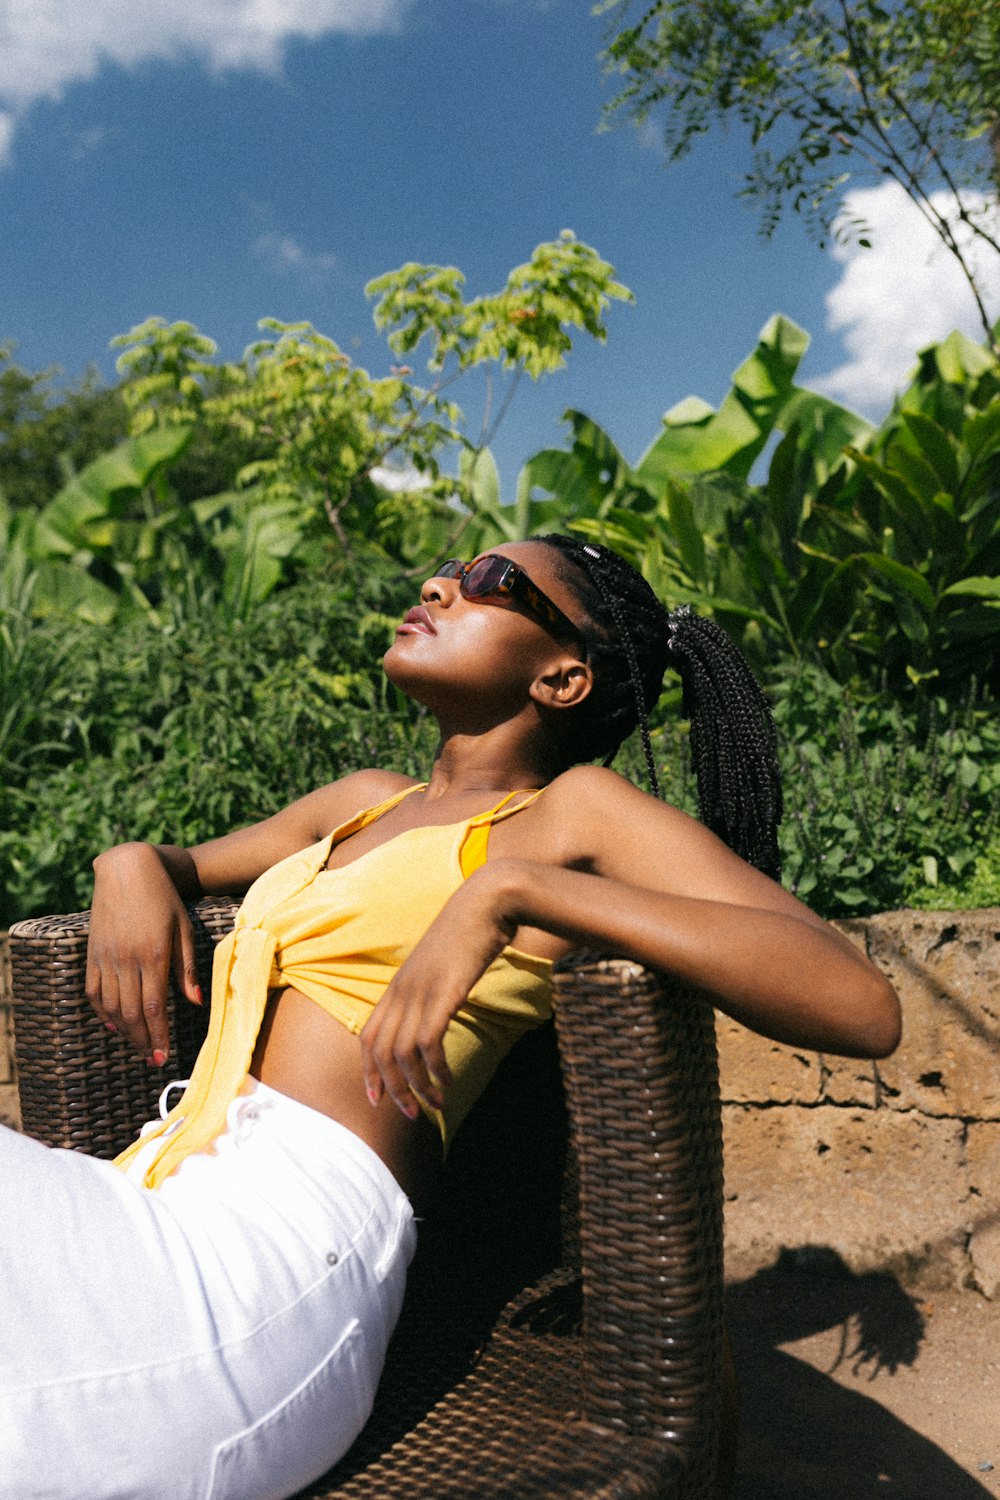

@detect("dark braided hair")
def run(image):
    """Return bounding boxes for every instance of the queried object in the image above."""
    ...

[536,533,783,880]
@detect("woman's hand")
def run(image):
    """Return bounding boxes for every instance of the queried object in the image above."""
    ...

[359,863,521,1120]
[86,843,203,1067]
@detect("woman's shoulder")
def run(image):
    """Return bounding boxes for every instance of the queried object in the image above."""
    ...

[545,763,673,814]
[303,768,422,836]
[540,765,696,865]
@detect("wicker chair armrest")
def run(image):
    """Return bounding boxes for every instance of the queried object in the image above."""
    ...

[551,955,724,1495]
[9,898,238,1154]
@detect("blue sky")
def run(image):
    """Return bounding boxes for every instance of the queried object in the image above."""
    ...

[2,0,997,494]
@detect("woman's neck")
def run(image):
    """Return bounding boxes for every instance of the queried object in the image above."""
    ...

[423,726,551,802]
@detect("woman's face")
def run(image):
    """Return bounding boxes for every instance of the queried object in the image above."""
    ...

[382,541,588,717]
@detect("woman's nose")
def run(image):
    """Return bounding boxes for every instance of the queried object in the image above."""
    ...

[420,575,456,605]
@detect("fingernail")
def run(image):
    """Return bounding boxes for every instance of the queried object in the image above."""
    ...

[403,1102,419,1121]
[366,1084,380,1106]
[105,1022,117,1033]
[193,986,205,1007]
[152,1049,167,1068]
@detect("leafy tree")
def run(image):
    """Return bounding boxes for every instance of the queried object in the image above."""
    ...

[0,235,630,626]
[511,312,1000,694]
[113,233,632,568]
[0,345,129,509]
[599,0,1000,344]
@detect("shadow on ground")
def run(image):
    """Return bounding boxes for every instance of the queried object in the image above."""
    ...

[727,1246,993,1500]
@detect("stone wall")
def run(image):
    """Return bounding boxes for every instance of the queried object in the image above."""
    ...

[719,908,1000,1296]
[3,909,998,1292]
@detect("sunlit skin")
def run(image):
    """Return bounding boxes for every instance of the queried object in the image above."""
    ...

[88,541,901,1211]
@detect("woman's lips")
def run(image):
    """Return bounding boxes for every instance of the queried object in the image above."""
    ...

[396,606,436,635]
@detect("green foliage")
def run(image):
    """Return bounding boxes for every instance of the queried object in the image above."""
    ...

[555,315,875,672]
[615,664,1000,917]
[107,236,631,579]
[512,314,1000,694]
[0,237,631,631]
[771,665,1000,916]
[0,569,91,793]
[116,317,432,556]
[112,318,221,427]
[0,425,247,623]
[905,834,1000,910]
[0,344,129,510]
[633,315,846,484]
[599,0,1000,342]
[367,231,632,379]
[836,330,1000,687]
[0,560,438,925]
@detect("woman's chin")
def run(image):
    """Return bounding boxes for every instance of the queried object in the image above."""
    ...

[382,644,437,704]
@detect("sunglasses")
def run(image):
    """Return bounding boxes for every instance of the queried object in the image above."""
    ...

[434,555,587,657]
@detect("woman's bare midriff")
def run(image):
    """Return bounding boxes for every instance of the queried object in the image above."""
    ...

[250,985,442,1211]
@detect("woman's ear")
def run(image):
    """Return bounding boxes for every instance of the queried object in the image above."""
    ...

[529,656,593,712]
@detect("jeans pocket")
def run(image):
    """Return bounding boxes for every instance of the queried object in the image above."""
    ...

[206,1318,373,1500]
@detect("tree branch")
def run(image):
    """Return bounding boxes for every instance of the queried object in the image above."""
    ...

[836,0,998,348]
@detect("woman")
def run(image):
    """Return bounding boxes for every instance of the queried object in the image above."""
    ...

[1,536,900,1500]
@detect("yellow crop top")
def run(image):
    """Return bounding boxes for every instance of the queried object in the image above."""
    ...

[114,784,554,1188]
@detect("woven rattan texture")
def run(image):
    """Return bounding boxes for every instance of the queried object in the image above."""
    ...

[9,910,723,1499]
[9,900,233,1154]
[554,963,725,1495]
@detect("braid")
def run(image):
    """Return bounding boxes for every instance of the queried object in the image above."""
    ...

[536,534,782,878]
[666,606,783,879]
[581,552,661,798]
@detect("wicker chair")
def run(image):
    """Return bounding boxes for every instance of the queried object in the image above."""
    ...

[9,900,726,1499]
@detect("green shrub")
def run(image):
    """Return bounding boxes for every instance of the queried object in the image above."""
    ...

[5,587,998,925]
[770,665,1000,916]
[0,562,437,924]
[614,666,1000,919]
[904,834,1000,911]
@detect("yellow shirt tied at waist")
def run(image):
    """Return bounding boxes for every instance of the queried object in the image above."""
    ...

[115,786,554,1188]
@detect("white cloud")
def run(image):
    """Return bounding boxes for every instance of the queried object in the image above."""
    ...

[253,231,337,279]
[811,182,1000,415]
[370,463,431,492]
[0,0,411,154]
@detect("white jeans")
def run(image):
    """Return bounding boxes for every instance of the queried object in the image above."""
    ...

[0,1078,416,1500]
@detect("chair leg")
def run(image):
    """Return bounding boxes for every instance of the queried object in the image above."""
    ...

[713,1321,741,1500]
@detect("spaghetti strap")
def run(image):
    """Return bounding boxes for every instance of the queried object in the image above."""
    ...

[353,781,427,828]
[328,782,427,846]
[468,787,545,827]
[460,788,545,877]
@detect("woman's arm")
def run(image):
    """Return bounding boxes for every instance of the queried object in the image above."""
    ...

[86,769,414,1066]
[360,766,901,1119]
[493,862,899,1055]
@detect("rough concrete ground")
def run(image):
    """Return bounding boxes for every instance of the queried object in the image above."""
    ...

[727,1250,999,1499]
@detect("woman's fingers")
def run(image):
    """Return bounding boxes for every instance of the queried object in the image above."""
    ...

[361,1008,421,1119]
[85,948,172,1065]
[139,969,171,1067]
[360,988,454,1120]
[413,1026,452,1100]
[85,956,117,1034]
[172,913,204,1009]
[87,845,203,1068]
